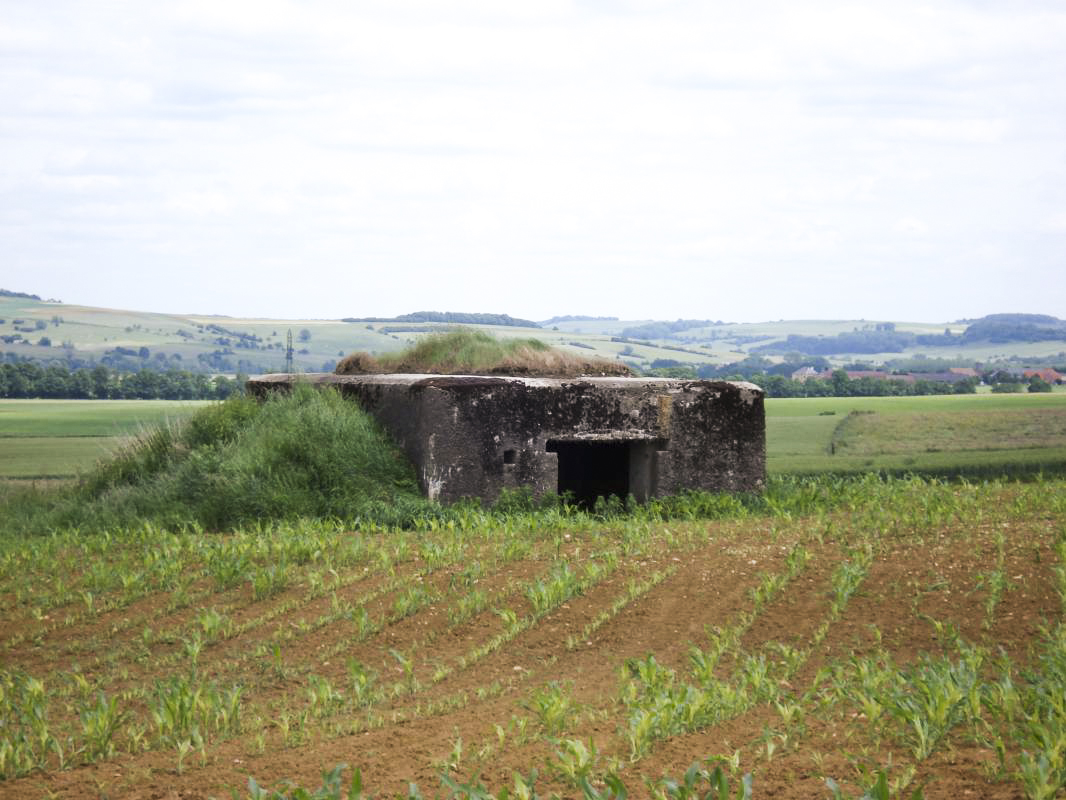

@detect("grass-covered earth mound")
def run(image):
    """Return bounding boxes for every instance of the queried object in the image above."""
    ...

[1,385,432,535]
[336,329,632,377]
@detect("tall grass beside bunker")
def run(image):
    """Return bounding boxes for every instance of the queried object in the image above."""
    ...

[0,385,426,536]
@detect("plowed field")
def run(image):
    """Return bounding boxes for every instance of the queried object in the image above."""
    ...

[1,478,1065,799]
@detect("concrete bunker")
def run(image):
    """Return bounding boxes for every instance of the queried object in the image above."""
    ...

[247,373,765,505]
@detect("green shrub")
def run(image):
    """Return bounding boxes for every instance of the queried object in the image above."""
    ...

[1029,376,1053,393]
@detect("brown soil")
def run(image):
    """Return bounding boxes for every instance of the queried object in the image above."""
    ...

[0,499,1061,799]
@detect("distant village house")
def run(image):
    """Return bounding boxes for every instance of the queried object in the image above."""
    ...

[1023,368,1064,384]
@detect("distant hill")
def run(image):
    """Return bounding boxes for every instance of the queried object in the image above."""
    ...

[541,315,619,325]
[0,295,388,375]
[0,289,43,301]
[620,319,722,339]
[753,314,1066,356]
[753,328,942,355]
[343,311,540,328]
[3,294,1064,377]
[960,314,1066,344]
[0,299,550,376]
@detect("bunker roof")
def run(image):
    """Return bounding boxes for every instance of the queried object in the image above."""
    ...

[251,372,764,394]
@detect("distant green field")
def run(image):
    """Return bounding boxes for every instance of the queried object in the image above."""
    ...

[766,392,1066,475]
[0,400,207,478]
[0,437,119,479]
[3,393,1065,482]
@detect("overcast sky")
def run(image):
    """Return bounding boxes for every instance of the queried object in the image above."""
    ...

[2,1,1064,323]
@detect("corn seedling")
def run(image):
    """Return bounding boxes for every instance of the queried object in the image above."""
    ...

[774,698,804,728]
[307,675,344,718]
[151,676,203,747]
[688,645,720,685]
[884,649,982,760]
[392,584,435,620]
[390,649,419,695]
[174,729,204,775]
[197,607,234,642]
[79,690,127,763]
[448,588,488,625]
[0,670,57,778]
[550,738,598,787]
[208,683,244,735]
[346,659,378,708]
[524,682,575,736]
[494,607,519,632]
[206,542,250,591]
[658,762,754,800]
[974,568,1013,630]
[445,733,463,773]
[826,768,925,800]
[750,571,787,610]
[526,564,580,617]
[353,606,376,640]
[830,557,870,615]
[252,562,291,601]
[182,633,204,666]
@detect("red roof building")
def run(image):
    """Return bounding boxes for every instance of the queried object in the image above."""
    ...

[1024,368,1064,384]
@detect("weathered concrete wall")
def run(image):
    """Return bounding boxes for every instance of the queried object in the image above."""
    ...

[248,374,765,505]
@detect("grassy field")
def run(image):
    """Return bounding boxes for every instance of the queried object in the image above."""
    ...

[0,400,206,479]
[766,392,1066,475]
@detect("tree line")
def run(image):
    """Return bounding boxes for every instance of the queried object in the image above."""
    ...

[0,363,245,400]
[643,363,979,397]
[748,372,978,398]
[619,319,722,339]
[0,288,42,300]
[753,329,957,355]
[344,311,541,328]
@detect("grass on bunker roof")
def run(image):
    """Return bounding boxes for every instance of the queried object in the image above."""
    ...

[336,329,633,378]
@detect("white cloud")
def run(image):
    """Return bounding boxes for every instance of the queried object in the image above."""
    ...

[894,218,929,235]
[0,0,1063,322]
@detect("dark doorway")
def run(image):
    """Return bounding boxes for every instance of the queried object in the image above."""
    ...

[547,440,631,508]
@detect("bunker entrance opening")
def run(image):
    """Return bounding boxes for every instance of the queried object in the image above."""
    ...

[546,439,666,508]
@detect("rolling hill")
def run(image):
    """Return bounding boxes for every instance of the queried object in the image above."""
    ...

[2,292,1064,376]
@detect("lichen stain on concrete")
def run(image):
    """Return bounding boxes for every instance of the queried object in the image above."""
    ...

[658,394,673,436]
